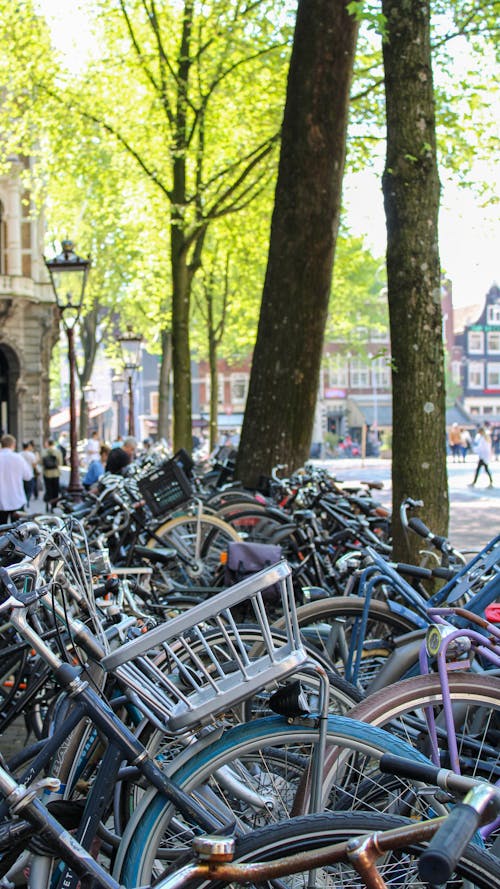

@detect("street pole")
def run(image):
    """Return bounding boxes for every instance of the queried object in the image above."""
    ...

[127,372,135,437]
[66,325,82,495]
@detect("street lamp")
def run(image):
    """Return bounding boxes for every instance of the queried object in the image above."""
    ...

[44,240,91,496]
[118,328,143,437]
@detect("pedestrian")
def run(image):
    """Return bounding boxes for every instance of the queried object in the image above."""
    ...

[20,441,38,505]
[82,444,111,489]
[468,426,494,488]
[56,432,68,465]
[105,436,137,475]
[0,434,32,523]
[42,438,63,511]
[459,427,471,462]
[84,430,100,467]
[492,426,500,462]
[448,423,462,462]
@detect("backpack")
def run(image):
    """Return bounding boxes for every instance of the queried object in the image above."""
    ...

[42,452,58,471]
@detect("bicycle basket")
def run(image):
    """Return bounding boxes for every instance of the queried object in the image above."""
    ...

[101,560,308,732]
[137,456,192,517]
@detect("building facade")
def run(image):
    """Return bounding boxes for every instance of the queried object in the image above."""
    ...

[0,157,56,446]
[452,284,500,423]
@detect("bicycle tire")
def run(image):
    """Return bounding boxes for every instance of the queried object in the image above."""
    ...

[345,672,500,784]
[114,714,439,885]
[147,513,240,586]
[187,811,500,889]
[272,596,418,687]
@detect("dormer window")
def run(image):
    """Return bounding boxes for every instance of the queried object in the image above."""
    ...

[487,305,500,325]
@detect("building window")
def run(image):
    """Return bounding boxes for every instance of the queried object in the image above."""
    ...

[230,373,248,405]
[327,355,348,387]
[486,363,500,389]
[218,377,225,405]
[371,356,391,389]
[487,331,500,353]
[468,330,484,353]
[468,362,484,388]
[487,305,500,325]
[350,359,370,388]
[371,328,390,343]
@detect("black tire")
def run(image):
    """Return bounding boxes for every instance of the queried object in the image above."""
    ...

[273,596,418,689]
[187,811,500,889]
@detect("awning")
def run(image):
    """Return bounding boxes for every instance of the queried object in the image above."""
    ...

[348,398,392,427]
[50,403,112,430]
[49,407,71,430]
[217,413,244,429]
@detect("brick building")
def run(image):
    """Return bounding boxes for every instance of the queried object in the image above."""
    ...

[0,156,56,446]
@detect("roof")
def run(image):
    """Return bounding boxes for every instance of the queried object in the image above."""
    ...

[445,403,472,426]
[348,398,472,429]
[453,303,482,333]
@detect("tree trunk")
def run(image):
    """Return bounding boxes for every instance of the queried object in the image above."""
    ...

[208,330,218,453]
[382,0,448,561]
[157,328,172,444]
[236,0,359,489]
[171,224,193,453]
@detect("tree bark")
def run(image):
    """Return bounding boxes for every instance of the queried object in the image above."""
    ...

[157,328,172,444]
[236,0,359,489]
[382,0,448,560]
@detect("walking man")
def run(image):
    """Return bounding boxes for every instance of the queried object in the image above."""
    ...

[0,434,32,523]
[468,426,494,488]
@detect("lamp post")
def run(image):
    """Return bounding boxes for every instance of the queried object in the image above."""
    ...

[44,240,91,496]
[111,372,127,440]
[118,329,143,437]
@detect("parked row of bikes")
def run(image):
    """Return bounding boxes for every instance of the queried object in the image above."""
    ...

[0,444,499,888]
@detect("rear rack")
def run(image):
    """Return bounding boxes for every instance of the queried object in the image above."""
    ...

[102,560,308,732]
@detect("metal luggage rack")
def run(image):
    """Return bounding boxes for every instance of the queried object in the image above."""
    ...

[101,560,308,732]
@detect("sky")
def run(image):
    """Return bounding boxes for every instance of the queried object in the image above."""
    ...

[38,0,499,310]
[343,170,499,308]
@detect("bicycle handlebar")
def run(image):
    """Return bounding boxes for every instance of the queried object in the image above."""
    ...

[379,754,477,795]
[380,753,500,882]
[419,784,500,883]
[395,561,456,581]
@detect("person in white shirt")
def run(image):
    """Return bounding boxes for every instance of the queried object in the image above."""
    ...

[468,427,494,488]
[20,441,37,504]
[84,431,100,467]
[0,434,32,523]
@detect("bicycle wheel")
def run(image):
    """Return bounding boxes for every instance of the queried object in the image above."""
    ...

[148,513,241,586]
[114,715,440,886]
[346,673,500,785]
[273,596,418,688]
[187,811,500,889]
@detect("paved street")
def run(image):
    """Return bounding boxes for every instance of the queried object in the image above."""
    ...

[310,455,499,553]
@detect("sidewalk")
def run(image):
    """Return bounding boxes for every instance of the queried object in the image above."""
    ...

[310,456,499,553]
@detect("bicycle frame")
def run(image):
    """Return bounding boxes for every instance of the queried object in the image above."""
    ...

[418,607,500,779]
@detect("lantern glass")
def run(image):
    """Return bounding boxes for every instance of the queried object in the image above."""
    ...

[44,240,91,329]
[118,330,143,370]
